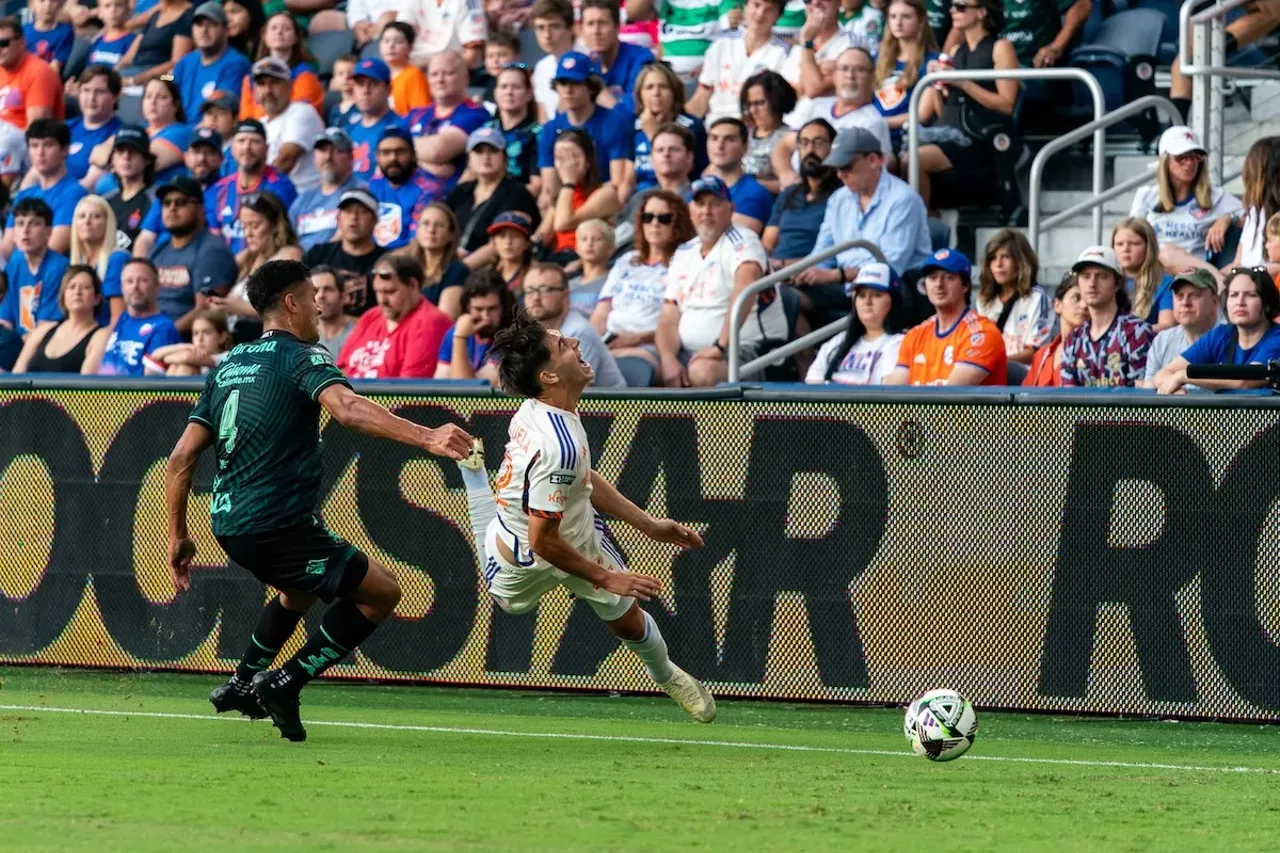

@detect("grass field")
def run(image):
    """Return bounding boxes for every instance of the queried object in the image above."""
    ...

[1,667,1278,852]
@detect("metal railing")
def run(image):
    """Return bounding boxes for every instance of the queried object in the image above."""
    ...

[907,68,1107,241]
[1028,95,1184,252]
[727,239,886,382]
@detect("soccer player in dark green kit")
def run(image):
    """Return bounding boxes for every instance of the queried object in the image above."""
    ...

[164,259,472,742]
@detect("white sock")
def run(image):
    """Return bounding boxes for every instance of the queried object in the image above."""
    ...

[621,610,676,684]
[459,466,497,564]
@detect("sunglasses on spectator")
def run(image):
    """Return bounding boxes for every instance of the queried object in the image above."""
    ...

[501,62,528,71]
[642,212,674,224]
[1228,266,1270,278]
[0,39,11,48]
[1171,151,1205,163]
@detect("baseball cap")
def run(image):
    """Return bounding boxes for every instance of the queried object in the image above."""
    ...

[1158,125,1205,158]
[251,57,291,82]
[844,262,902,297]
[199,94,236,116]
[352,57,391,84]
[1172,267,1218,292]
[822,127,882,168]
[234,118,266,139]
[192,0,227,25]
[553,51,599,84]
[191,126,223,151]
[686,175,731,203]
[112,124,149,154]
[380,124,413,146]
[156,175,204,202]
[920,248,973,279]
[1071,245,1123,277]
[467,126,506,153]
[314,126,353,152]
[486,210,533,237]
[337,188,379,215]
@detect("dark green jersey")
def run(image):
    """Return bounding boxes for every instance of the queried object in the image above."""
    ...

[188,330,351,537]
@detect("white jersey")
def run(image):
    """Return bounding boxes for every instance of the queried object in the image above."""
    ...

[974,286,1055,354]
[664,226,785,352]
[805,331,903,384]
[1128,184,1241,260]
[533,53,559,119]
[265,102,325,192]
[698,30,791,125]
[780,31,870,125]
[397,0,488,63]
[794,98,891,156]
[493,398,595,570]
[599,250,669,334]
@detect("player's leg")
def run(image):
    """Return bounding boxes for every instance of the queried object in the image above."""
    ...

[209,589,315,718]
[457,438,497,564]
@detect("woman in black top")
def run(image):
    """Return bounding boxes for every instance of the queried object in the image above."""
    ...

[13,265,110,374]
[118,0,194,86]
[910,0,1017,207]
[448,128,540,269]
[487,64,542,196]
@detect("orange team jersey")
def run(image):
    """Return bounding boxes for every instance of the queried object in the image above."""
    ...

[239,69,325,120]
[897,309,1008,386]
[0,54,63,130]
[390,66,431,115]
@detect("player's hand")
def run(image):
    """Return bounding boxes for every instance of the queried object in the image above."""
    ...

[600,571,663,602]
[645,518,704,549]
[425,423,474,460]
[168,537,196,592]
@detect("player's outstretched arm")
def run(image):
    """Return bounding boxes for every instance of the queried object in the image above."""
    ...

[165,422,214,592]
[318,384,473,460]
[588,470,704,549]
[528,514,664,602]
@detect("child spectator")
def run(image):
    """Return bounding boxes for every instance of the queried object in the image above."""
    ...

[1112,216,1175,331]
[327,54,360,127]
[25,0,75,74]
[86,0,138,69]
[477,30,519,109]
[380,21,430,116]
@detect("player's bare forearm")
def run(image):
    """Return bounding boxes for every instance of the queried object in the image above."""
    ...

[319,384,472,459]
[589,470,653,534]
[165,422,213,539]
[528,516,611,586]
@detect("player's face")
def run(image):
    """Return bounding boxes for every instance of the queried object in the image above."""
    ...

[313,274,344,320]
[1173,283,1216,329]
[74,202,108,246]
[924,270,967,310]
[1226,275,1266,327]
[234,133,268,172]
[77,74,118,122]
[522,270,568,322]
[1076,266,1118,310]
[543,328,594,388]
[27,136,64,175]
[580,8,618,53]
[121,264,157,312]
[253,76,291,117]
[428,55,466,102]
[468,292,503,337]
[353,77,389,113]
[12,213,50,254]
[290,278,321,342]
[854,287,892,332]
[185,144,222,182]
[377,139,415,183]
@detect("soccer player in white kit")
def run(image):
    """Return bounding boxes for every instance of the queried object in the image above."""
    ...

[455,307,717,722]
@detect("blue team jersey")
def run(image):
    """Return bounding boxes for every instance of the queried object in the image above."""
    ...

[87,32,137,66]
[405,100,489,181]
[98,311,182,376]
[369,169,447,250]
[8,174,87,230]
[67,116,122,181]
[0,250,71,336]
[437,324,492,370]
[290,175,363,251]
[96,250,131,325]
[172,47,251,120]
[728,174,774,224]
[1182,322,1280,366]
[151,123,193,185]
[24,22,74,67]
[539,105,634,178]
[346,112,405,182]
[633,113,705,192]
[601,41,655,114]
[206,168,299,253]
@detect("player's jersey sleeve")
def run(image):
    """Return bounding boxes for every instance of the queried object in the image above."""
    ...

[295,343,352,401]
[188,371,218,427]
[522,421,584,519]
[954,321,1004,374]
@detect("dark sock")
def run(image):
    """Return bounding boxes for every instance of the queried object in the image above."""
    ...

[1172,97,1192,122]
[280,600,379,690]
[233,596,305,683]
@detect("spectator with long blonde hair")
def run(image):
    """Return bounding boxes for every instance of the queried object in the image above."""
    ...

[974,228,1052,364]
[209,190,301,341]
[69,194,131,326]
[873,0,939,142]
[1112,216,1175,330]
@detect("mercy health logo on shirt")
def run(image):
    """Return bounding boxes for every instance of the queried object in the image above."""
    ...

[374,203,404,248]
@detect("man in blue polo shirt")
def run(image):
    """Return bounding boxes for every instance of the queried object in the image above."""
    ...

[97,258,182,377]
[703,117,775,235]
[537,51,633,206]
[205,119,298,253]
[69,65,122,188]
[171,1,250,120]
[405,50,488,190]
[291,127,364,251]
[579,0,654,112]
[369,125,440,250]
[346,58,404,182]
[0,198,70,338]
[2,120,87,261]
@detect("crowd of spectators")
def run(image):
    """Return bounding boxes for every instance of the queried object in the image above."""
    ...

[0,0,1274,394]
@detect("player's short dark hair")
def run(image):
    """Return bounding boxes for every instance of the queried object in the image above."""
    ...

[531,0,574,28]
[247,258,312,316]
[13,197,53,226]
[310,263,343,292]
[489,309,552,398]
[79,64,123,97]
[26,118,70,147]
[709,117,749,145]
[580,0,621,24]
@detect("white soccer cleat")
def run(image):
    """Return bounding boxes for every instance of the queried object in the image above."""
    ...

[659,664,717,723]
[458,438,485,471]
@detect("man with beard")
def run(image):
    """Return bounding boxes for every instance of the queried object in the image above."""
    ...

[253,57,325,193]
[96,258,182,376]
[368,125,437,251]
[521,262,626,387]
[207,119,299,253]
[303,189,386,315]
[131,126,225,256]
[170,2,250,120]
[149,176,238,334]
[435,269,516,380]
[780,46,892,173]
[337,254,452,379]
[656,176,787,388]
[346,58,404,183]
[291,128,364,252]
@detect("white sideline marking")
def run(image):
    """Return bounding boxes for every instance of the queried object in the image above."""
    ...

[0,703,1274,776]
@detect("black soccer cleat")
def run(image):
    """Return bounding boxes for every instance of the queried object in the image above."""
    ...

[209,678,268,720]
[251,669,307,742]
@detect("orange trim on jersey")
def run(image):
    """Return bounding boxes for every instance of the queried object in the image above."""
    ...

[528,508,563,519]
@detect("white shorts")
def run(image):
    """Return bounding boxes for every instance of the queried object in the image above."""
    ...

[483,514,633,622]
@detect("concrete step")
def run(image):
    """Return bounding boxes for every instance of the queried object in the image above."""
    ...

[1249,83,1280,122]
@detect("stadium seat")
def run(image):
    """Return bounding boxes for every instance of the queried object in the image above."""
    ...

[1067,9,1163,144]
[928,217,951,252]
[360,39,381,61]
[519,25,547,66]
[118,92,143,125]
[308,30,355,80]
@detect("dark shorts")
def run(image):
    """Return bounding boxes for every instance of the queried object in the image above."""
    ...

[217,516,369,602]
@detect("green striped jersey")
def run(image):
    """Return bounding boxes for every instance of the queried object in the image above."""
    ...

[657,0,735,76]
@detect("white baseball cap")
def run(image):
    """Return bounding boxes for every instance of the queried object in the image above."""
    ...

[1158,126,1205,158]
[843,262,901,296]
[1071,245,1123,277]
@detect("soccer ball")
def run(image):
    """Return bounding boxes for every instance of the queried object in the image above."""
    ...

[903,688,978,762]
